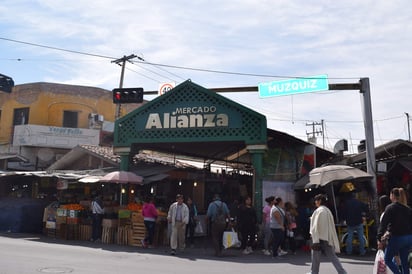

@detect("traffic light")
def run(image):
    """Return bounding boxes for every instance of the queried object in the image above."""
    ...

[112,88,144,103]
[0,73,14,93]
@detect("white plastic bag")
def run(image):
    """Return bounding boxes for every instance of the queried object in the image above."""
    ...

[195,221,203,234]
[373,249,387,274]
[223,229,241,249]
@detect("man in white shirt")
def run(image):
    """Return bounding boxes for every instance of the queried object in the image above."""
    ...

[91,195,104,242]
[167,194,189,255]
[308,194,346,274]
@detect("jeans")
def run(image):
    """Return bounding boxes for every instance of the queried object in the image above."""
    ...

[384,234,412,274]
[92,213,103,241]
[263,223,272,250]
[186,221,195,245]
[345,223,365,255]
[144,220,156,245]
[271,228,284,257]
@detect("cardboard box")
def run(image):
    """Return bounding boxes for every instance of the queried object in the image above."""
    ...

[56,208,67,217]
[56,216,67,225]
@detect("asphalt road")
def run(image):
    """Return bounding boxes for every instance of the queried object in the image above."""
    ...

[0,233,375,274]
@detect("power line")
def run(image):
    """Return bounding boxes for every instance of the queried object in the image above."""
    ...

[0,37,115,60]
[1,37,362,80]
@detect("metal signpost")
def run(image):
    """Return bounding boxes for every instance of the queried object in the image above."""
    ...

[259,76,377,220]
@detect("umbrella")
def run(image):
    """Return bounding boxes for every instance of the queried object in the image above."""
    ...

[306,165,373,189]
[99,171,143,184]
[294,174,310,190]
[305,165,373,222]
[78,175,103,183]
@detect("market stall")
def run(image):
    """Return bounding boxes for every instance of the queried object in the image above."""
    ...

[43,201,168,246]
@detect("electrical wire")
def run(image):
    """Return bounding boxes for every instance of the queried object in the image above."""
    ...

[0,36,407,139]
[1,36,361,80]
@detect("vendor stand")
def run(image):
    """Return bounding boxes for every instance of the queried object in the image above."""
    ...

[304,165,375,251]
[43,200,168,247]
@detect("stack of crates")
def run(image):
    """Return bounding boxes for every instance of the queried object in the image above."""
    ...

[129,211,145,247]
[117,210,131,245]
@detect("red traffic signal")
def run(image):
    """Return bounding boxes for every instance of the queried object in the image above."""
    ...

[112,88,144,104]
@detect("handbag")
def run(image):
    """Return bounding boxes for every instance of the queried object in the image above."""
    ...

[223,229,241,249]
[373,249,387,274]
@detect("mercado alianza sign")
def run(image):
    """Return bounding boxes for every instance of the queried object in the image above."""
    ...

[258,74,329,98]
[144,105,240,129]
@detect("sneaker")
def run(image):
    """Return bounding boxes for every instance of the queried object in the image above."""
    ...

[170,249,176,255]
[140,239,146,248]
[279,250,288,256]
[263,250,271,256]
[242,249,251,255]
[247,246,253,253]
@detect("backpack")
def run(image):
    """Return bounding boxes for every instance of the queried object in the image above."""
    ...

[214,201,227,225]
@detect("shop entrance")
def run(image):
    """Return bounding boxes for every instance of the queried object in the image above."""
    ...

[113,80,268,213]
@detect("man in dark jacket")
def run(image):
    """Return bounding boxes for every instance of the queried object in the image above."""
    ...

[343,192,368,256]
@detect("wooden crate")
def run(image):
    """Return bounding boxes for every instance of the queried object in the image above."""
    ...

[66,224,79,240]
[117,226,131,245]
[129,222,146,247]
[102,227,117,244]
[79,224,92,241]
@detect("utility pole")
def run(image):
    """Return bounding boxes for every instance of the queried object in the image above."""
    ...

[406,112,411,142]
[112,54,137,119]
[306,121,323,147]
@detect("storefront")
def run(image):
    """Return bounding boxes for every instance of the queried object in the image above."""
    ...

[112,80,268,214]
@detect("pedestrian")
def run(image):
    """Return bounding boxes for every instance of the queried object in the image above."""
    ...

[308,194,346,274]
[237,196,257,255]
[262,196,275,256]
[343,191,368,256]
[270,196,288,258]
[90,194,104,242]
[378,194,391,221]
[284,201,298,254]
[377,187,412,274]
[185,197,198,247]
[141,195,158,248]
[206,193,230,257]
[167,194,189,255]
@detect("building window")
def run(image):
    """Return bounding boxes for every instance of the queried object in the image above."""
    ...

[13,107,29,125]
[63,111,78,128]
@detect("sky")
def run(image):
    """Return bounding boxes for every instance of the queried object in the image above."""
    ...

[1,0,411,153]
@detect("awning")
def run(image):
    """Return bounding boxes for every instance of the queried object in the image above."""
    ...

[398,159,412,172]
[143,173,170,184]
[0,154,28,162]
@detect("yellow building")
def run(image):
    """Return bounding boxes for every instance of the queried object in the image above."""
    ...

[0,82,141,170]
